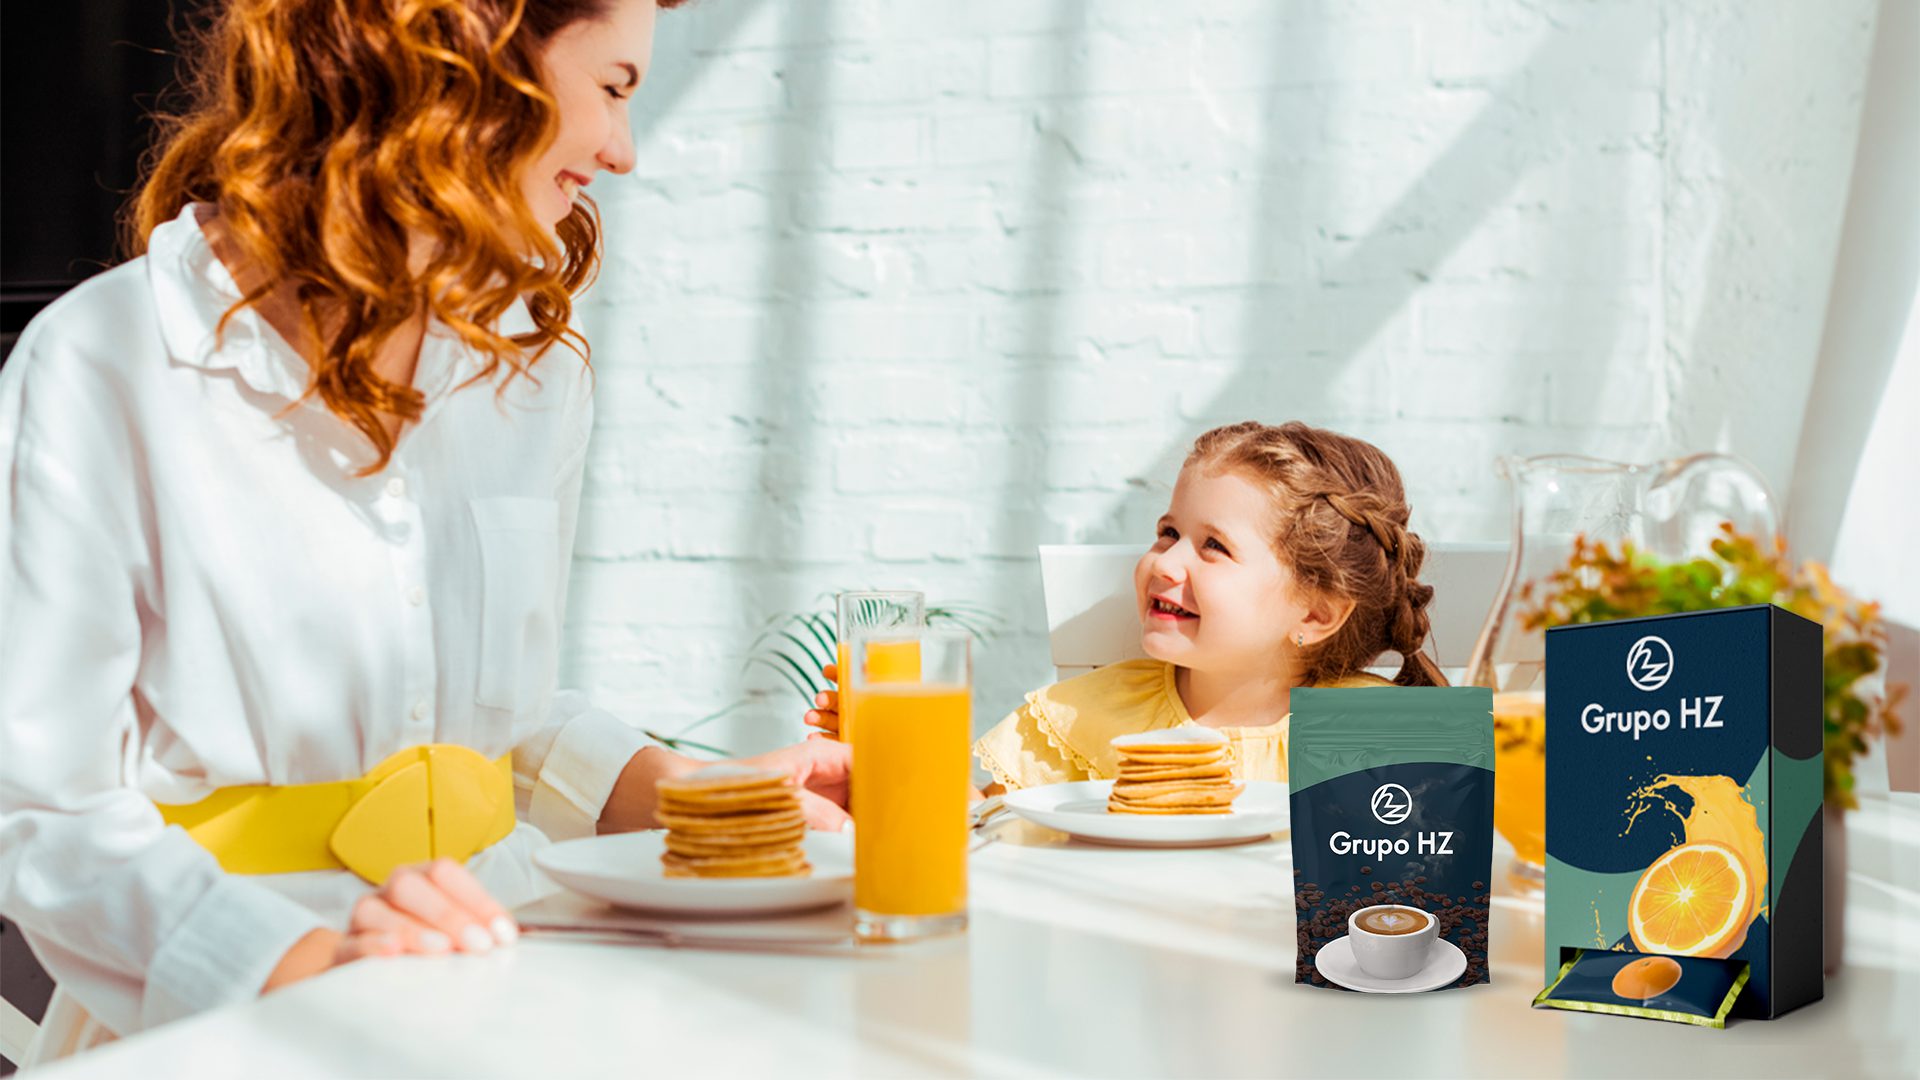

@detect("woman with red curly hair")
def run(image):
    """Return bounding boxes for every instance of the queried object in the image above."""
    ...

[0,0,849,1037]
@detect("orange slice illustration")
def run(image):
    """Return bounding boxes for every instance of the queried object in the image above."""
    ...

[1627,840,1753,958]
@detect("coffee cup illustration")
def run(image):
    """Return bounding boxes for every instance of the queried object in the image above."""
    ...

[1347,905,1439,980]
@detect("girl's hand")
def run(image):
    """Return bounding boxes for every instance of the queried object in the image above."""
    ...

[803,662,841,737]
[262,859,519,992]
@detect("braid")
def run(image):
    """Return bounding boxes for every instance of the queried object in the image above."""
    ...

[1323,492,1401,558]
[1387,529,1447,687]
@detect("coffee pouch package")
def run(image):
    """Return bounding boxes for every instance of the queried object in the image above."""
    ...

[1290,687,1495,991]
[1534,949,1750,1029]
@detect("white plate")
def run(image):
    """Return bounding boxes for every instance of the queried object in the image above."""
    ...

[1000,780,1289,847]
[1312,936,1469,994]
[533,831,852,917]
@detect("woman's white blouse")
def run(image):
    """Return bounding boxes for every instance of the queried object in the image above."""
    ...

[0,205,654,1033]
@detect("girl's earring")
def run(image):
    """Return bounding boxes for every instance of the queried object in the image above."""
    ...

[1294,632,1306,647]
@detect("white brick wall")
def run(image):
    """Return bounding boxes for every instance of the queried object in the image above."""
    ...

[566,0,1879,753]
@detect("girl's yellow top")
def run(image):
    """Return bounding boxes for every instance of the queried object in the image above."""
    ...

[973,659,1392,790]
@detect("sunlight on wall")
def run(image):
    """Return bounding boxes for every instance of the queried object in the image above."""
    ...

[568,0,1880,751]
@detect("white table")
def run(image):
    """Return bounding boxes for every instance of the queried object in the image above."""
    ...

[41,795,1920,1078]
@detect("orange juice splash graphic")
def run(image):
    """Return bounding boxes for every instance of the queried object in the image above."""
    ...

[1623,773,1769,919]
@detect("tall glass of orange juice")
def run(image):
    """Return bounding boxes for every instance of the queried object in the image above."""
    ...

[1493,690,1547,892]
[834,591,924,747]
[849,629,970,943]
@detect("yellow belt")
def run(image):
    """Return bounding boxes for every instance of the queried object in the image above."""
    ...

[155,744,516,885]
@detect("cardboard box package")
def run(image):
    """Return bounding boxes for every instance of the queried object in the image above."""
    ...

[1544,604,1823,1020]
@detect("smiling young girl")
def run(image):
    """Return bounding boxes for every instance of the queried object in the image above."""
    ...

[973,421,1446,790]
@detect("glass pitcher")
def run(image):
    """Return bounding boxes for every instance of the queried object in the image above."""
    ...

[1467,453,1780,892]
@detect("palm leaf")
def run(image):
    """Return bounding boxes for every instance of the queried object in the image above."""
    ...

[744,654,821,701]
[642,729,731,757]
[796,611,838,657]
[743,595,1006,711]
[772,626,832,672]
[929,608,997,640]
[672,698,752,737]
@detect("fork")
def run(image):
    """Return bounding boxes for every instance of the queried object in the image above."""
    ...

[970,795,1008,831]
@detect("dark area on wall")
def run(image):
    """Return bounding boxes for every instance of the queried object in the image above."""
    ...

[2,5,195,1068]
[1,1,193,362]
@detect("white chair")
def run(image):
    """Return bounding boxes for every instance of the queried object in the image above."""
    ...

[1038,542,1511,680]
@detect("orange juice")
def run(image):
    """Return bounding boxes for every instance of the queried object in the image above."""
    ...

[837,638,921,746]
[1493,690,1547,870]
[851,682,969,919]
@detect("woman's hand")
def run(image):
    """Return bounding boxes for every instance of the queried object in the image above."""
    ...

[736,736,852,831]
[601,736,855,834]
[802,662,841,737]
[262,859,518,993]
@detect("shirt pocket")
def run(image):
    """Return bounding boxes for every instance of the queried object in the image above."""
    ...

[470,496,560,713]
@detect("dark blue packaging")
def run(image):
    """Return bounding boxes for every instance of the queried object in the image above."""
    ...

[1534,948,1750,1028]
[1290,686,1495,991]
[1544,604,1823,1020]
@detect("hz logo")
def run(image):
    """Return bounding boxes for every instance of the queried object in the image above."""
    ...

[1370,783,1413,825]
[1626,635,1675,692]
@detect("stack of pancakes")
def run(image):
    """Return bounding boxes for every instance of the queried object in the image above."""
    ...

[654,765,811,878]
[1107,728,1243,815]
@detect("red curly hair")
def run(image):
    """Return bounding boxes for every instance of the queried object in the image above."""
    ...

[129,0,684,471]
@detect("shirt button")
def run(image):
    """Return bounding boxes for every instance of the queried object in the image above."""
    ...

[406,586,426,606]
[385,477,406,499]
[411,701,428,722]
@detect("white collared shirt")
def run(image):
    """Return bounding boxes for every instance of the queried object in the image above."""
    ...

[0,204,653,1033]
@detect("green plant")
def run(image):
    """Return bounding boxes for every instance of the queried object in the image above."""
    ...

[1519,522,1906,810]
[639,708,741,759]
[745,596,1003,706]
[643,597,1004,758]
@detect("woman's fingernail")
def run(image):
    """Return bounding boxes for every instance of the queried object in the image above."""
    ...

[460,925,494,953]
[840,820,854,833]
[417,930,452,954]
[490,916,520,946]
